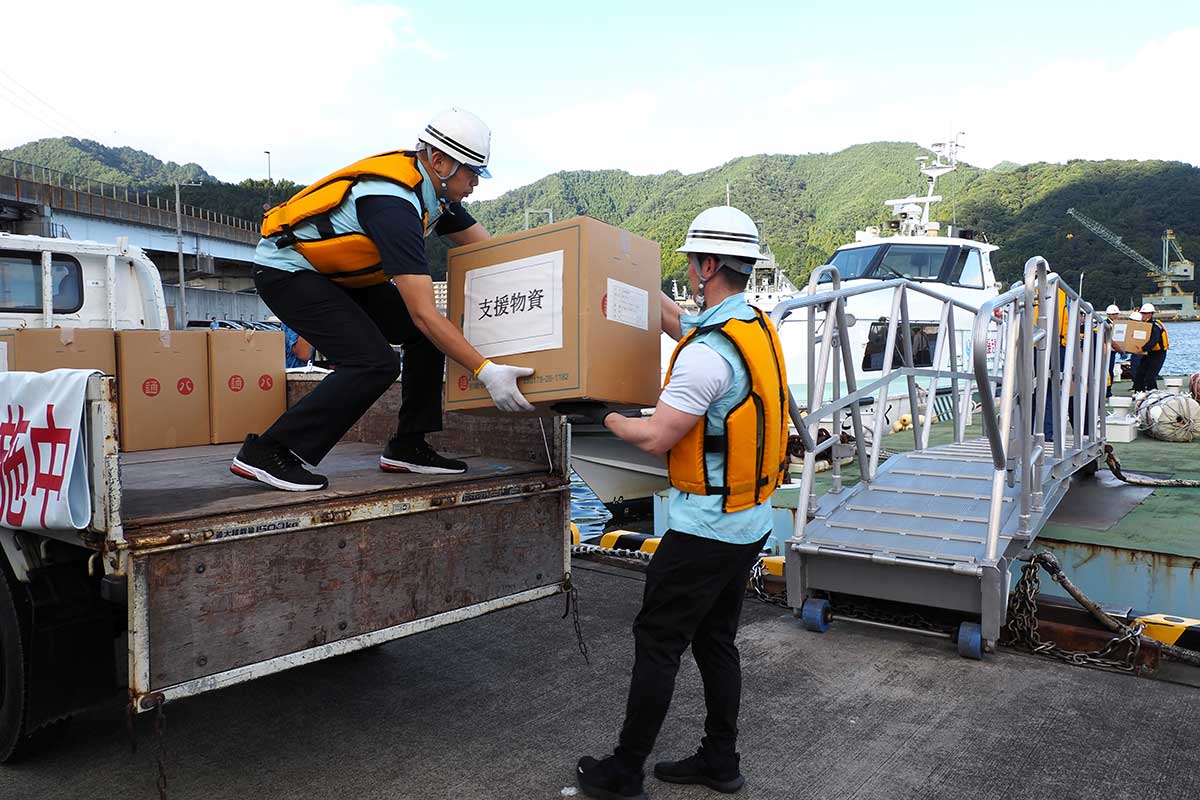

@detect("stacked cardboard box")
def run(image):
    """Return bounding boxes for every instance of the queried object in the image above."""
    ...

[207,330,286,444]
[115,330,211,452]
[0,327,117,374]
[445,216,662,414]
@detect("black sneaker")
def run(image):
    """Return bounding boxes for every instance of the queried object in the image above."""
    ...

[380,437,467,475]
[653,750,744,793]
[231,434,328,491]
[576,755,646,800]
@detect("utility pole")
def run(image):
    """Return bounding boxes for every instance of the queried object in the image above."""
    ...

[175,180,202,328]
[264,150,273,208]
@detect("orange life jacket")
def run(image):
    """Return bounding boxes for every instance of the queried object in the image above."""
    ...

[260,150,428,288]
[664,308,789,513]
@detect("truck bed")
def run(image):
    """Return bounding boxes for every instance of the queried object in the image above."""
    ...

[120,442,552,536]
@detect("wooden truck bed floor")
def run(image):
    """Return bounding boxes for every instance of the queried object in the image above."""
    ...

[119,442,552,533]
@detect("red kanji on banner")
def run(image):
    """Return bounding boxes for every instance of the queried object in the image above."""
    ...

[458,375,469,391]
[0,404,31,528]
[142,378,161,397]
[228,375,245,392]
[177,377,195,395]
[257,374,273,391]
[30,403,72,527]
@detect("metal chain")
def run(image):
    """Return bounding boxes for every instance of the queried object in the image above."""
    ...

[153,697,169,800]
[1003,555,1145,672]
[571,543,654,562]
[747,559,789,607]
[561,575,590,665]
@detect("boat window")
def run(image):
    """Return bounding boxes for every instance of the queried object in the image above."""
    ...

[874,245,950,280]
[825,245,883,280]
[0,251,85,313]
[952,248,985,289]
[861,321,940,371]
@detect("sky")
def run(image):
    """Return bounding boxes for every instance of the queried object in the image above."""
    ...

[1,0,1198,201]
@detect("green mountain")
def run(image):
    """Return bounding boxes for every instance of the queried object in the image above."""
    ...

[6,137,1196,308]
[460,144,1199,308]
[2,137,216,186]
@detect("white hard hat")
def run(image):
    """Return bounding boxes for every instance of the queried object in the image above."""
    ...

[1129,311,1142,321]
[418,108,492,178]
[676,205,764,270]
[1105,304,1120,314]
[1140,302,1156,313]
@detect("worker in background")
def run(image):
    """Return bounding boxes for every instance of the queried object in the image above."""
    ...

[232,109,534,492]
[558,206,786,800]
[1127,309,1143,388]
[1104,305,1121,397]
[267,315,313,369]
[1133,302,1169,391]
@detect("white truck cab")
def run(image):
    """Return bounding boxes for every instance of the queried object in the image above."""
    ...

[0,232,168,331]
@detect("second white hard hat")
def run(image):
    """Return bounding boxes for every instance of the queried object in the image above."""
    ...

[1105,304,1120,314]
[418,108,492,178]
[1140,302,1156,313]
[676,205,764,270]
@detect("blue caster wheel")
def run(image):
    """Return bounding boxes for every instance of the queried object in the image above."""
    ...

[957,621,983,660]
[800,599,832,633]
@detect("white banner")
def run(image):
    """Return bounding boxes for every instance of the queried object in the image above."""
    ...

[462,250,563,358]
[0,369,96,530]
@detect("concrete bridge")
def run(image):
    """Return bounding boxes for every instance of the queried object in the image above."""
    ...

[0,157,260,291]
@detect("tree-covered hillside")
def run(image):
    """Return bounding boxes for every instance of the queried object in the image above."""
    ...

[6,136,1196,308]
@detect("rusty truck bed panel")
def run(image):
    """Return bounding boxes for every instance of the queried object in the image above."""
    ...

[141,487,567,690]
[120,442,552,531]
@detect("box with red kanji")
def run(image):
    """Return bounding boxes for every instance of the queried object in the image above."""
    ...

[115,330,210,452]
[207,330,286,444]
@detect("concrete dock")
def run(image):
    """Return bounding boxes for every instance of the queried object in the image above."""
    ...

[2,557,1198,799]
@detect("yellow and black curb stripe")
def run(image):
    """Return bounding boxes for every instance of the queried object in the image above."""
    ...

[761,556,784,577]
[599,531,660,555]
[570,523,581,546]
[1135,613,1200,649]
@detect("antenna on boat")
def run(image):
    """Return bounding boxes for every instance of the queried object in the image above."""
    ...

[726,183,731,206]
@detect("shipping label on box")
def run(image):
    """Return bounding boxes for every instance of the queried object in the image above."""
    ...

[208,330,286,444]
[115,330,210,452]
[462,250,564,358]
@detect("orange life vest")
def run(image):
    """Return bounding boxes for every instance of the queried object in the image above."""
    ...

[664,308,789,513]
[260,150,428,288]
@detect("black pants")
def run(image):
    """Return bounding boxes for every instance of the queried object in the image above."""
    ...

[614,529,768,771]
[1133,350,1167,392]
[254,268,444,465]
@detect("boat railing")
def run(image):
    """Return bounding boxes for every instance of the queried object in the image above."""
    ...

[972,256,1111,561]
[770,257,1110,557]
[770,267,984,526]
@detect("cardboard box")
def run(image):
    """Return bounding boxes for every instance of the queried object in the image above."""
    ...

[445,217,662,414]
[0,327,117,374]
[115,330,210,451]
[1111,319,1154,354]
[207,330,286,444]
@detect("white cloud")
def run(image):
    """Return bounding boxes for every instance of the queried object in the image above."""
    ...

[0,1,444,182]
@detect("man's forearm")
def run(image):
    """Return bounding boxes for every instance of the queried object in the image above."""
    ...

[661,292,683,340]
[606,413,674,457]
[418,312,487,373]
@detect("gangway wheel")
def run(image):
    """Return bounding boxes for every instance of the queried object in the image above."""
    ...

[799,598,833,633]
[956,621,983,660]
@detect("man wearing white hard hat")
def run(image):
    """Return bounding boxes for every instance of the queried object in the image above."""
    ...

[1133,302,1169,391]
[232,108,534,491]
[1104,305,1121,397]
[562,206,786,799]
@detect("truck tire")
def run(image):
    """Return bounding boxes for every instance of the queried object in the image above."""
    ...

[0,563,32,763]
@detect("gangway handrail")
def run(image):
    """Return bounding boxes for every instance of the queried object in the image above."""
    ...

[779,256,1111,567]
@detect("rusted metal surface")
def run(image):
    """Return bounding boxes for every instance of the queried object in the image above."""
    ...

[138,488,568,690]
[287,377,566,470]
[1015,618,1162,673]
[1038,538,1200,619]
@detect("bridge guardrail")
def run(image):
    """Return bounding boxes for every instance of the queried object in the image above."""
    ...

[0,156,260,243]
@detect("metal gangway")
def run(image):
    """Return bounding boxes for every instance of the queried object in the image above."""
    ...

[773,256,1112,658]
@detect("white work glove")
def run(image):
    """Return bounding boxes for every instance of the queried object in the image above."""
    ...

[476,360,536,412]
